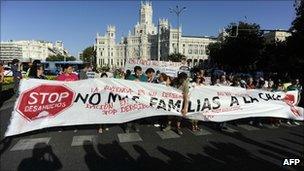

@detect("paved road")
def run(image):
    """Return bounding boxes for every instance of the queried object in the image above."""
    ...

[0,95,303,171]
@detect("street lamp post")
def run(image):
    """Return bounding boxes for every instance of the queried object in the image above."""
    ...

[170,5,186,54]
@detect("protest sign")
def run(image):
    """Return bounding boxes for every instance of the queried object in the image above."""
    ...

[5,78,303,136]
[125,59,188,77]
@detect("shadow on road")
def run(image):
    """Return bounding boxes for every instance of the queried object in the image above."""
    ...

[133,145,168,170]
[0,89,14,108]
[0,137,12,155]
[17,143,62,171]
[83,140,104,171]
[81,138,297,171]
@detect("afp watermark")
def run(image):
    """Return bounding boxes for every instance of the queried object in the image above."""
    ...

[283,159,301,166]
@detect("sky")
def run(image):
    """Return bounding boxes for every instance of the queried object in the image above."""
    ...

[1,0,296,56]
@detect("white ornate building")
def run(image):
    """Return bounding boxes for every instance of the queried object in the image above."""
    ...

[94,1,218,68]
[0,40,70,63]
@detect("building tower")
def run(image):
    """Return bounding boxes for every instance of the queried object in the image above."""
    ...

[157,18,170,61]
[140,1,153,25]
[107,25,116,40]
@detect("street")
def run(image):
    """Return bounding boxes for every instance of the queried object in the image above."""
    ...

[0,94,303,171]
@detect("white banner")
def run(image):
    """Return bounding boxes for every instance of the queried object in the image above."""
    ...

[5,78,304,137]
[125,59,189,77]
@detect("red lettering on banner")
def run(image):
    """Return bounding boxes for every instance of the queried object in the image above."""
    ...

[85,103,114,110]
[217,91,249,97]
[103,109,117,115]
[91,87,101,93]
[121,103,151,113]
[162,92,183,99]
[104,85,133,94]
[137,89,146,96]
[148,91,157,97]
[119,99,128,107]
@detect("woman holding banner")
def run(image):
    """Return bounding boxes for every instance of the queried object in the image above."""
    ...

[56,64,78,133]
[163,72,189,135]
[190,75,205,131]
[56,64,78,81]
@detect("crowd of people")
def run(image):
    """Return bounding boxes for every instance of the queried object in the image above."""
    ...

[0,58,302,135]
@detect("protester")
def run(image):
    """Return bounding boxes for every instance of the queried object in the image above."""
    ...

[216,74,230,130]
[127,66,147,82]
[56,64,79,81]
[28,65,46,79]
[105,67,114,78]
[270,79,285,127]
[268,78,274,91]
[28,61,45,79]
[79,64,90,80]
[27,60,41,78]
[144,67,161,127]
[155,70,160,78]
[11,59,22,94]
[163,72,189,135]
[114,68,125,79]
[231,76,241,87]
[247,77,264,127]
[98,72,110,133]
[35,66,47,79]
[56,64,78,132]
[100,72,108,78]
[220,74,230,86]
[0,63,4,92]
[157,73,173,129]
[191,75,205,88]
[261,78,269,90]
[287,79,302,92]
[246,77,255,89]
[194,68,205,79]
[213,77,221,86]
[190,75,205,131]
[156,73,168,85]
[125,70,131,80]
[123,66,148,133]
[145,68,155,83]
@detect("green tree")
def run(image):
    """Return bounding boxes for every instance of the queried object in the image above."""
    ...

[67,56,76,61]
[207,42,223,65]
[81,46,96,64]
[258,41,288,72]
[209,21,265,71]
[285,0,304,74]
[290,0,304,34]
[168,53,186,62]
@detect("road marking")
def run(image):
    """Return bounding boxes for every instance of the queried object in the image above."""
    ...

[156,130,181,139]
[238,124,260,131]
[263,124,278,129]
[10,137,51,151]
[222,126,238,133]
[71,135,97,146]
[117,133,143,143]
[189,129,212,136]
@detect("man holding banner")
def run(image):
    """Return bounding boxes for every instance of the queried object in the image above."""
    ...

[124,66,148,133]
